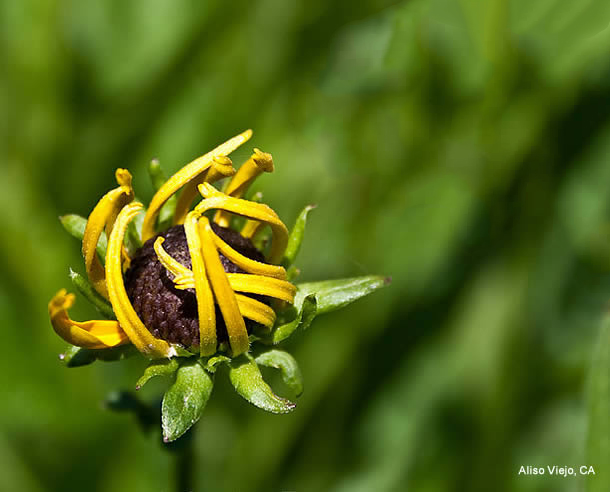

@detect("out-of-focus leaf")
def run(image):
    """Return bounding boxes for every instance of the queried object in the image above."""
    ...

[297,275,390,315]
[69,268,115,319]
[148,158,176,230]
[162,360,213,442]
[262,293,317,345]
[228,354,296,414]
[105,391,157,432]
[509,0,610,80]
[282,204,316,267]
[586,314,610,492]
[322,9,396,95]
[59,344,136,367]
[136,358,180,389]
[105,390,143,411]
[59,214,107,259]
[255,349,303,397]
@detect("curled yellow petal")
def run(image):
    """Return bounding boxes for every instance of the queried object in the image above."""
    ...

[215,148,274,227]
[198,217,249,356]
[141,129,252,242]
[106,202,174,359]
[235,294,276,328]
[173,155,236,226]
[240,219,266,239]
[197,183,288,264]
[213,232,287,279]
[184,212,217,356]
[227,273,296,303]
[48,289,128,349]
[153,237,192,279]
[82,169,134,299]
[161,270,295,304]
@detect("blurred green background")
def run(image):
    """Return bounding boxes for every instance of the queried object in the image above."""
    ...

[2,0,610,491]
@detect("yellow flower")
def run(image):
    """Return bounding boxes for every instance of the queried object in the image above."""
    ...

[49,130,296,359]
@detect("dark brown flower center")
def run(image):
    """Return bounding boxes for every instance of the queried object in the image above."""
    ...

[124,223,265,348]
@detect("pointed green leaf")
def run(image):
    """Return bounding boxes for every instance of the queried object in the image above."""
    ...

[69,268,115,319]
[148,158,177,230]
[260,276,387,345]
[136,358,180,389]
[586,314,610,492]
[59,344,136,367]
[282,204,316,267]
[255,349,303,396]
[228,354,296,414]
[296,275,390,315]
[162,360,213,442]
[59,214,107,259]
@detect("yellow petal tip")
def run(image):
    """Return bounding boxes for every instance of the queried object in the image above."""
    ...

[115,168,133,187]
[198,182,221,198]
[49,289,75,314]
[252,148,274,172]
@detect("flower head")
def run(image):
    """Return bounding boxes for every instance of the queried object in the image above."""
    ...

[50,129,294,358]
[50,130,389,441]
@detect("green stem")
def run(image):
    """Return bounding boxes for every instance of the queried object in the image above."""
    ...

[174,428,196,492]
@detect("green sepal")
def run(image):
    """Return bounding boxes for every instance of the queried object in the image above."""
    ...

[136,358,180,389]
[60,214,107,260]
[59,345,96,367]
[162,360,213,442]
[170,344,199,357]
[69,268,115,319]
[260,293,317,345]
[282,204,316,267]
[286,265,300,281]
[149,158,168,191]
[148,159,177,231]
[124,208,144,257]
[204,355,231,373]
[296,275,390,315]
[228,354,296,414]
[249,191,263,203]
[59,344,137,367]
[255,349,303,397]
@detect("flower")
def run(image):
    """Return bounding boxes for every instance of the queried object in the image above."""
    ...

[50,129,295,359]
[49,129,389,441]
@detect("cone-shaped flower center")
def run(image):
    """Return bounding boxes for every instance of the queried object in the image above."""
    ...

[125,224,266,347]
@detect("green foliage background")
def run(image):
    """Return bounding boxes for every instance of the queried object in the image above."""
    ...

[1,1,610,491]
